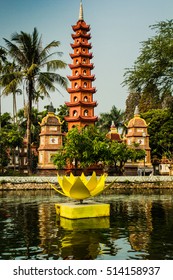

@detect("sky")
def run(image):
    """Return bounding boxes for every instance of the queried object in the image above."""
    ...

[1,0,173,116]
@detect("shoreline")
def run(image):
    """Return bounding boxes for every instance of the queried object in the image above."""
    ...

[1,176,173,190]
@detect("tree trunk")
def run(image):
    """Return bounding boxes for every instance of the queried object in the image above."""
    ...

[26,80,33,175]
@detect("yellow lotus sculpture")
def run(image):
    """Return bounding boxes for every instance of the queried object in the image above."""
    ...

[51,172,114,202]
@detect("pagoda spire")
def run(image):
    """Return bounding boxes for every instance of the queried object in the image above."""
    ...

[79,1,84,21]
[134,105,140,117]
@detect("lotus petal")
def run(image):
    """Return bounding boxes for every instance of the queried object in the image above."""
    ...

[86,171,98,192]
[80,172,88,185]
[70,177,91,200]
[50,183,67,197]
[90,175,106,196]
[92,180,116,197]
[69,173,76,184]
[57,174,63,189]
[59,176,72,196]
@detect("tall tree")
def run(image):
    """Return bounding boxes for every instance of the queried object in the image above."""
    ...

[0,47,7,130]
[123,20,173,111]
[1,28,68,173]
[124,85,162,121]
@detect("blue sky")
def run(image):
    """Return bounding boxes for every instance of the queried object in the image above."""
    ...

[1,0,173,116]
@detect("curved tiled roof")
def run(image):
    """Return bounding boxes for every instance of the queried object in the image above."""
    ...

[40,112,63,126]
[127,115,147,128]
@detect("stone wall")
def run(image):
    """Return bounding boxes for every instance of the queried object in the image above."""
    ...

[1,176,173,190]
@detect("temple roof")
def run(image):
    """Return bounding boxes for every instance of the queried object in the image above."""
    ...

[40,112,63,126]
[70,52,93,59]
[67,74,95,81]
[65,115,98,122]
[71,42,92,49]
[69,63,94,69]
[72,33,91,40]
[67,87,96,94]
[127,106,147,128]
[65,100,97,107]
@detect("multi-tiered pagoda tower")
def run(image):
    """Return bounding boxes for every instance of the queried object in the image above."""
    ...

[65,1,98,130]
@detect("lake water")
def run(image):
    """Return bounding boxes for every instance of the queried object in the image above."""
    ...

[0,188,173,260]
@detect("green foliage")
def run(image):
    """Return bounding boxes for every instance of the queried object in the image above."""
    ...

[123,20,173,112]
[16,107,47,146]
[56,104,69,132]
[105,141,145,175]
[96,105,124,133]
[53,126,145,175]
[0,130,10,172]
[1,27,68,173]
[0,113,23,173]
[53,126,107,170]
[142,109,173,159]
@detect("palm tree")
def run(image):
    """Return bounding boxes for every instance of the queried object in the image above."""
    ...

[1,28,68,173]
[96,105,124,133]
[0,47,7,130]
[1,61,22,123]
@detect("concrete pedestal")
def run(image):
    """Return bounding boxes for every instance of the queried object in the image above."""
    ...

[55,202,110,219]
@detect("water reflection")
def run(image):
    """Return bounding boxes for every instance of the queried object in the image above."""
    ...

[0,189,173,259]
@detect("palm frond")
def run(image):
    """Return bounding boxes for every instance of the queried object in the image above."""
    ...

[46,60,67,71]
[41,40,61,55]
[3,38,27,65]
[26,63,38,76]
[40,51,63,65]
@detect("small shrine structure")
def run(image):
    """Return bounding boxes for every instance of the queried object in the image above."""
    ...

[65,1,98,130]
[37,103,63,175]
[106,121,122,142]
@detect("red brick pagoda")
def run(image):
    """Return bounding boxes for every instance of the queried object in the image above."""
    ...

[65,1,98,130]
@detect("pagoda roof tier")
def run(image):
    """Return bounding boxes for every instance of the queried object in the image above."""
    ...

[70,52,93,59]
[69,63,94,69]
[67,87,96,94]
[67,74,95,81]
[72,33,91,40]
[65,101,97,107]
[72,21,90,32]
[65,115,98,122]
[71,42,92,49]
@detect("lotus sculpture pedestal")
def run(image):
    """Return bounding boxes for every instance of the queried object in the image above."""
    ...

[52,172,114,220]
[55,201,110,219]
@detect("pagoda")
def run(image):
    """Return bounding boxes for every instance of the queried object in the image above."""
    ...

[125,106,153,175]
[65,1,98,130]
[37,103,63,175]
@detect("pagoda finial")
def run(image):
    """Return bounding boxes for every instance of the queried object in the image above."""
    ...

[134,105,140,117]
[110,121,118,133]
[79,0,84,20]
[48,102,55,113]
